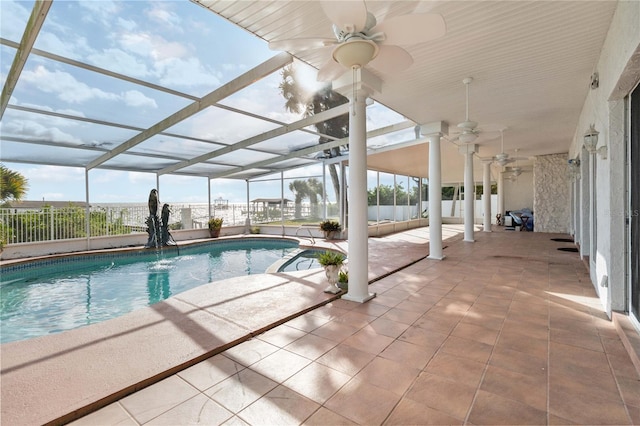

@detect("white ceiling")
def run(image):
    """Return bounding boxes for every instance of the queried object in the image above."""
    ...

[194,0,618,181]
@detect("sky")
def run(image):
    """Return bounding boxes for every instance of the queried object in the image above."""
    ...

[0,0,411,205]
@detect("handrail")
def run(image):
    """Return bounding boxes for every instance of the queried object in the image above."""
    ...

[295,225,315,245]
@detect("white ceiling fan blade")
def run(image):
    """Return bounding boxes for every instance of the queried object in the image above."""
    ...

[369,45,413,74]
[371,13,446,46]
[320,0,368,33]
[317,58,347,82]
[269,38,337,52]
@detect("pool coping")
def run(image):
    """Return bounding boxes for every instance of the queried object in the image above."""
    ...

[1,229,462,425]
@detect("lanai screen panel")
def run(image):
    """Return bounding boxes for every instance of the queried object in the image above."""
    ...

[164,105,281,147]
[176,163,237,176]
[218,59,329,125]
[26,1,274,98]
[128,134,226,160]
[1,141,102,167]
[4,53,194,129]
[250,130,321,155]
[100,153,178,172]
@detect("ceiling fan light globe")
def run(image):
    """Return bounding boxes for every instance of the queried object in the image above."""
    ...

[458,132,478,143]
[457,120,477,130]
[332,39,379,68]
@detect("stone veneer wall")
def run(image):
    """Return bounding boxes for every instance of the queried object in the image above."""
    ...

[533,153,569,233]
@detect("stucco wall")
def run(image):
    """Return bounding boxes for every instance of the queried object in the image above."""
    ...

[533,153,570,233]
[570,0,640,314]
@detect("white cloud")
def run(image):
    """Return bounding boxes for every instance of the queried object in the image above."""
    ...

[3,119,82,143]
[0,0,31,41]
[78,1,122,25]
[146,3,183,33]
[122,90,157,109]
[157,57,221,89]
[87,48,150,79]
[22,66,119,104]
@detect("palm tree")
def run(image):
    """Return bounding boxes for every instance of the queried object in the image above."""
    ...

[0,164,29,205]
[289,180,308,219]
[306,178,324,218]
[279,64,349,203]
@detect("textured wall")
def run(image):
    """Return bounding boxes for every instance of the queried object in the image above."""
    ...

[533,153,569,233]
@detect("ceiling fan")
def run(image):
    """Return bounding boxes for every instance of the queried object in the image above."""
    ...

[450,77,481,144]
[268,1,446,82]
[493,129,527,166]
[502,149,530,180]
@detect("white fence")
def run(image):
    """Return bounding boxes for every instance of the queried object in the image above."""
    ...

[0,202,334,246]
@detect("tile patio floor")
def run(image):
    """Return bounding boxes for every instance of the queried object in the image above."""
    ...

[67,227,640,426]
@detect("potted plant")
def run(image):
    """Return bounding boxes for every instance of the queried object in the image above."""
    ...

[338,269,348,291]
[208,217,223,238]
[317,250,346,294]
[319,219,342,240]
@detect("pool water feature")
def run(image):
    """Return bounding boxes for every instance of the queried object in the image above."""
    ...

[0,239,298,344]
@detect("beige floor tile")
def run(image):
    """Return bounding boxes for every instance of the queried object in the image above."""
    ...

[451,322,500,346]
[379,339,437,370]
[398,325,448,349]
[440,335,494,364]
[311,319,360,342]
[361,317,410,339]
[286,312,331,332]
[285,332,338,360]
[69,402,136,426]
[333,310,377,328]
[283,361,351,404]
[379,306,424,325]
[324,378,401,425]
[220,415,250,426]
[145,394,233,425]
[222,338,279,367]
[480,365,547,412]
[354,356,421,396]
[119,375,199,424]
[178,354,244,391]
[205,368,278,413]
[384,398,464,425]
[404,373,476,420]
[550,327,605,352]
[489,345,548,378]
[237,385,320,425]
[249,348,311,383]
[423,351,486,388]
[256,324,307,347]
[342,327,395,355]
[496,329,548,359]
[549,341,611,373]
[350,301,391,317]
[302,407,357,425]
[467,390,548,425]
[316,343,377,376]
[549,382,632,425]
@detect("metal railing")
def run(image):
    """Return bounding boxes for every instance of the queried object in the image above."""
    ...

[0,203,332,245]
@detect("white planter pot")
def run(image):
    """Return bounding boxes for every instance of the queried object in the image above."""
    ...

[323,264,341,294]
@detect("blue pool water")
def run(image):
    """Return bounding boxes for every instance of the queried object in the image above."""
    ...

[277,249,323,272]
[0,239,298,344]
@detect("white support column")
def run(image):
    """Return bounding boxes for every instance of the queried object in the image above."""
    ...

[460,144,477,242]
[424,131,445,260]
[497,168,504,222]
[342,84,375,303]
[245,180,251,232]
[482,160,492,232]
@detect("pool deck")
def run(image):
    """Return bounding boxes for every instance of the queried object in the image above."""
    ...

[1,226,464,426]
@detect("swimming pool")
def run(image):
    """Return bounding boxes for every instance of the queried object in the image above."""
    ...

[0,239,298,344]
